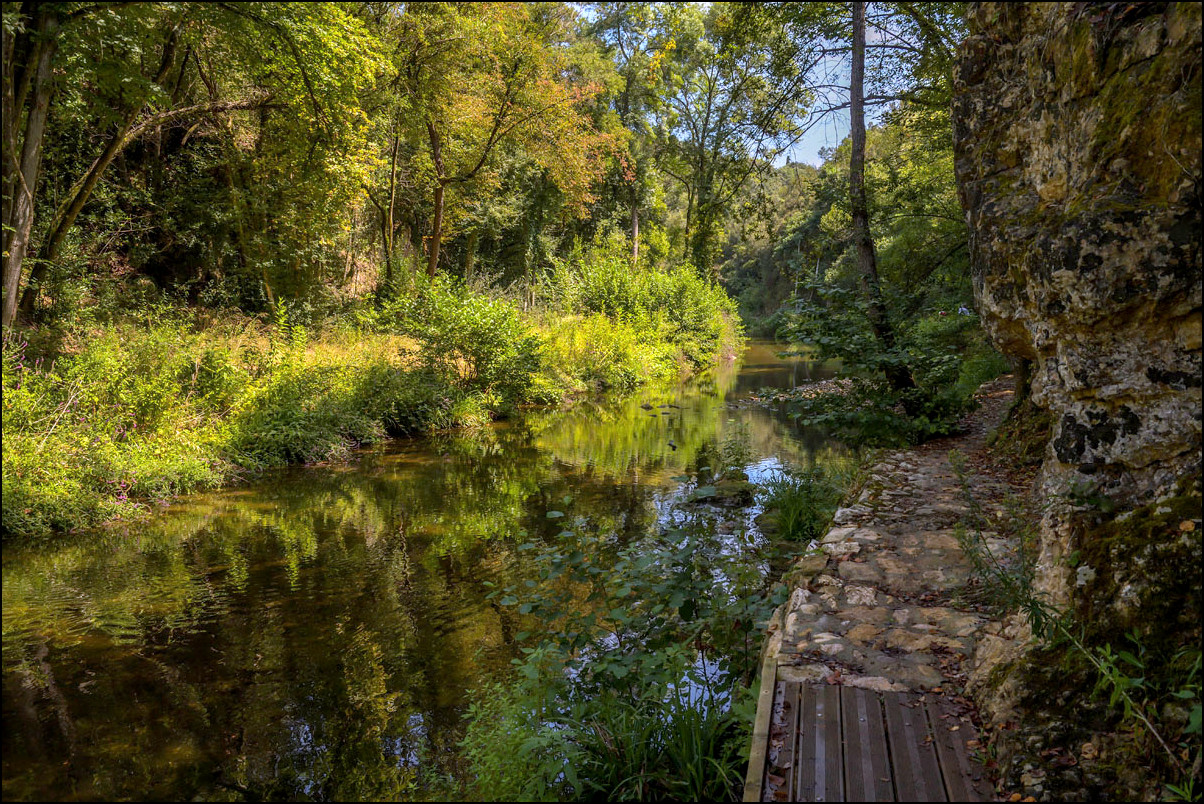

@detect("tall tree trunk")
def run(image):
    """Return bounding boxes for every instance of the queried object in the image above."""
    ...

[630,187,639,267]
[850,1,913,392]
[409,214,424,275]
[426,121,446,278]
[428,183,444,278]
[2,9,58,328]
[384,130,398,282]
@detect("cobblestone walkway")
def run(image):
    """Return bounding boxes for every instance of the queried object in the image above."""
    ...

[761,377,1027,696]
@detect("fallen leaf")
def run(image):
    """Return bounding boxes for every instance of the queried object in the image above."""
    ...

[949,725,960,731]
[1180,520,1195,532]
[1009,794,1023,802]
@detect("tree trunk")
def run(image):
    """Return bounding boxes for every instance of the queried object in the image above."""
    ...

[2,9,58,328]
[464,230,478,280]
[428,183,444,278]
[850,1,913,392]
[409,214,424,275]
[630,187,639,267]
[385,130,398,282]
[426,120,446,278]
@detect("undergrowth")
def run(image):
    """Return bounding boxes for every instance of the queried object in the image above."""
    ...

[948,451,1202,800]
[460,512,786,802]
[3,248,741,538]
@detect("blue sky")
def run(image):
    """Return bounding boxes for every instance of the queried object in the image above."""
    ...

[782,109,851,167]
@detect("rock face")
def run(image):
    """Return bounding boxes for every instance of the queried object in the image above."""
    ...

[952,2,1202,641]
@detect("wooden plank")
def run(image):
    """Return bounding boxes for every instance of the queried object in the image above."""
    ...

[774,682,801,799]
[842,686,894,802]
[795,685,843,802]
[924,699,992,802]
[883,693,946,802]
[743,650,779,802]
[796,686,819,802]
[818,685,843,802]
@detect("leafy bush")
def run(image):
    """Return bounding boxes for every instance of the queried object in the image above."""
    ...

[781,287,1007,446]
[403,276,541,402]
[544,231,742,372]
[2,326,230,533]
[538,313,677,392]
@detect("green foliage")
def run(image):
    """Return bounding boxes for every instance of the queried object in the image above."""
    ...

[0,314,500,536]
[460,678,580,802]
[403,275,541,402]
[464,512,790,801]
[780,291,1007,445]
[540,312,677,392]
[759,468,844,543]
[545,230,742,372]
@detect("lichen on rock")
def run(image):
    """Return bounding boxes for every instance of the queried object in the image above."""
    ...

[955,0,1200,640]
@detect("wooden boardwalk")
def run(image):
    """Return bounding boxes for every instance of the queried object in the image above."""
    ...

[745,661,993,802]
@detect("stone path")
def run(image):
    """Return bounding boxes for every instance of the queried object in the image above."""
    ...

[761,377,1028,699]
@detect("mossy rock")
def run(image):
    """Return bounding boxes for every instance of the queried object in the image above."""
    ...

[787,553,830,586]
[691,479,756,507]
[1074,472,1202,652]
[987,394,1052,467]
[754,510,781,535]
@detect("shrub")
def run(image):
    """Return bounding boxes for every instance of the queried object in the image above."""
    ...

[378,275,540,403]
[538,313,677,392]
[781,289,1008,446]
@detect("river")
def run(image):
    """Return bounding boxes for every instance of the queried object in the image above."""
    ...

[1,340,844,801]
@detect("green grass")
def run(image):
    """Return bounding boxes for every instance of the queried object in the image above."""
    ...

[3,264,741,538]
[758,468,845,543]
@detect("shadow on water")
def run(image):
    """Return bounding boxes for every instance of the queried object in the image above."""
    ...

[1,341,844,801]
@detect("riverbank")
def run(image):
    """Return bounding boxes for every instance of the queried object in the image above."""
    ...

[2,275,741,538]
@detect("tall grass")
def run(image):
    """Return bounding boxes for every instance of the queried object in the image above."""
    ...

[3,244,742,537]
[759,467,846,543]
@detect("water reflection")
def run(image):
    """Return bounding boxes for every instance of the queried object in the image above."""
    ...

[2,341,841,801]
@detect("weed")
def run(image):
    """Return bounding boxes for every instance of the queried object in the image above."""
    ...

[759,468,843,543]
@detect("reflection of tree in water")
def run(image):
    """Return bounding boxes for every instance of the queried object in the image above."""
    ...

[2,345,848,800]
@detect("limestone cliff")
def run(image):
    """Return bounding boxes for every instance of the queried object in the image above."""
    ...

[954,0,1200,635]
[953,2,1201,794]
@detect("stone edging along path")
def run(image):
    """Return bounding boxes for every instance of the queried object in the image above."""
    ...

[750,376,1031,782]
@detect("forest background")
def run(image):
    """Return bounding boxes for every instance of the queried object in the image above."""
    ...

[1,1,1002,538]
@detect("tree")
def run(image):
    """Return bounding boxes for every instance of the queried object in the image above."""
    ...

[3,3,64,328]
[2,2,382,324]
[393,2,614,278]
[653,5,813,275]
[850,0,913,391]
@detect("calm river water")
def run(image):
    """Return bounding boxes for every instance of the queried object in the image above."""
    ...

[2,341,842,801]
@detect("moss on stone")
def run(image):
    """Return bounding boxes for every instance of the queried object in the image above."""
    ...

[988,394,1052,466]
[1074,471,1202,651]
